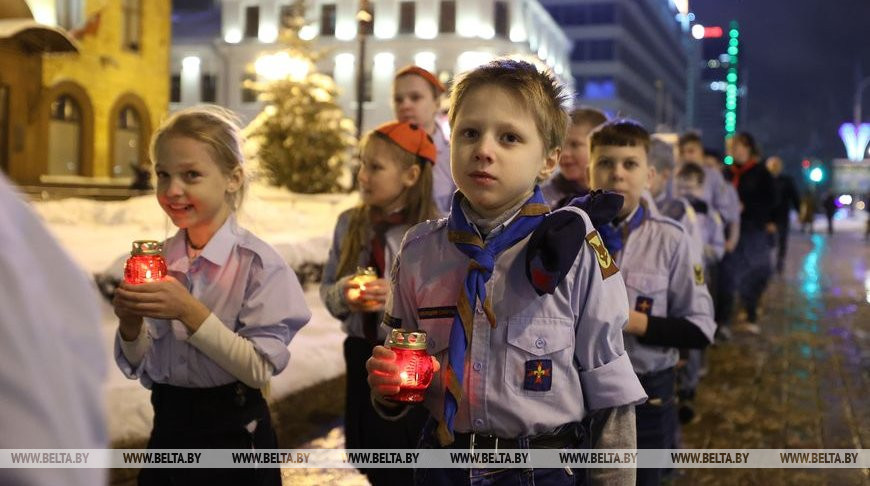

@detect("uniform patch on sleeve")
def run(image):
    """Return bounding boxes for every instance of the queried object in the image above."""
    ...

[417,306,457,320]
[693,264,705,285]
[585,230,619,280]
[383,313,402,328]
[524,359,552,391]
[635,296,653,315]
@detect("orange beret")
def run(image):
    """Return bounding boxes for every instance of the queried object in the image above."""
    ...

[374,121,437,165]
[394,65,446,95]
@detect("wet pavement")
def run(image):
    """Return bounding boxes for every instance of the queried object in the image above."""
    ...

[281,231,869,486]
[676,230,869,485]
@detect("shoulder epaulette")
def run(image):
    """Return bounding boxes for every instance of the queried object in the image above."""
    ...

[400,217,447,250]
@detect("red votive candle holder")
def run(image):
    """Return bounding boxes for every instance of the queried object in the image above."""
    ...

[124,240,167,284]
[386,329,435,403]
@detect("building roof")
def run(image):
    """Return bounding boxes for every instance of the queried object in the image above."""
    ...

[0,19,78,53]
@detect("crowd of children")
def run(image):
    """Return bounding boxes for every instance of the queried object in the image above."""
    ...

[96,60,787,486]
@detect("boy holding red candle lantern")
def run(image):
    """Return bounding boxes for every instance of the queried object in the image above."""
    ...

[112,106,310,486]
[320,120,439,485]
[367,59,647,485]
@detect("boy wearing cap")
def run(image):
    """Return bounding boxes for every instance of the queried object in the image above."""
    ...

[368,59,646,485]
[394,65,456,215]
[321,121,439,485]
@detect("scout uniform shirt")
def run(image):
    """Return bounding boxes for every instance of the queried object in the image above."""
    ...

[610,203,716,375]
[381,205,647,438]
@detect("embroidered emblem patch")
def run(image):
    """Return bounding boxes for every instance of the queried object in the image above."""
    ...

[693,264,705,285]
[417,306,458,320]
[585,230,619,280]
[635,296,653,315]
[523,359,552,391]
[383,313,402,328]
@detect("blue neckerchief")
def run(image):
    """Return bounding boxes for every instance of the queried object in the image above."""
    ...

[599,204,645,255]
[436,187,549,446]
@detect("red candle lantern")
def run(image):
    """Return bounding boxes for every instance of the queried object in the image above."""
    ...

[386,329,435,403]
[124,240,167,284]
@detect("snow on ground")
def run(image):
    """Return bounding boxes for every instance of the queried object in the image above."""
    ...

[31,183,359,445]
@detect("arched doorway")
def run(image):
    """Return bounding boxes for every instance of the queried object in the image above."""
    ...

[47,94,82,175]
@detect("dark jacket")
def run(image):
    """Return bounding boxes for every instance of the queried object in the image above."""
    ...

[723,161,776,231]
[771,174,800,224]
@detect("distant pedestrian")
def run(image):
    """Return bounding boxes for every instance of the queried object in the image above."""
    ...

[721,132,777,333]
[766,156,800,273]
[822,192,837,235]
[799,190,817,233]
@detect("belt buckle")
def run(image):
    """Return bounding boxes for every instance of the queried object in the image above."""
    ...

[469,432,499,453]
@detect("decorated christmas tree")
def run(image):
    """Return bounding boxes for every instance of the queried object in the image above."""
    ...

[244,0,356,193]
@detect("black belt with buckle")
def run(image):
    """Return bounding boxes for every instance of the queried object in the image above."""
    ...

[451,423,579,450]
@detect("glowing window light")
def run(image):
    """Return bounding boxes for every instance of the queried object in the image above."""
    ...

[414,51,436,73]
[375,18,397,39]
[259,25,278,43]
[224,28,242,44]
[336,19,356,41]
[373,52,395,68]
[299,25,317,40]
[416,19,437,39]
[182,56,201,71]
[457,51,494,73]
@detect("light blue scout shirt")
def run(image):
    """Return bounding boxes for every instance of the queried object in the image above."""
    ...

[320,207,409,340]
[610,204,716,375]
[431,124,456,216]
[115,215,311,388]
[701,166,740,224]
[381,205,647,438]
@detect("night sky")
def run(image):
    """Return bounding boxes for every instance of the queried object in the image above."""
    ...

[693,0,870,168]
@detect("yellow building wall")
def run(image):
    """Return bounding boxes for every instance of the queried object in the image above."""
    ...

[41,0,170,179]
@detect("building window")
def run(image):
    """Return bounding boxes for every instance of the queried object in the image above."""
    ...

[48,95,82,175]
[494,1,509,38]
[241,73,258,103]
[122,0,141,51]
[439,1,455,33]
[56,0,85,30]
[321,4,336,36]
[588,3,616,24]
[113,106,141,177]
[571,39,615,61]
[582,76,616,100]
[170,74,181,103]
[399,2,416,34]
[201,74,217,103]
[244,6,259,38]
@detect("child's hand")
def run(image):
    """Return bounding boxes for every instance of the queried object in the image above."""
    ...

[367,346,401,405]
[344,277,389,313]
[625,310,649,336]
[113,277,210,332]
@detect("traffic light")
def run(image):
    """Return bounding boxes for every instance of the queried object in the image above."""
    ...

[724,21,739,136]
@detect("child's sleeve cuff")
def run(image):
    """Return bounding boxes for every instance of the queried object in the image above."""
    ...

[580,353,647,410]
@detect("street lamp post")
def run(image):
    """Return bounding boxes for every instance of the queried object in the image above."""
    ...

[355,0,372,140]
[853,75,870,126]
